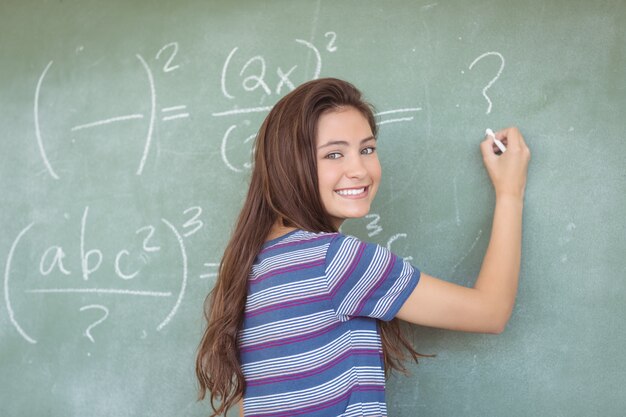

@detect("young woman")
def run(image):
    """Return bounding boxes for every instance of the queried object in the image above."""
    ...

[196,78,530,417]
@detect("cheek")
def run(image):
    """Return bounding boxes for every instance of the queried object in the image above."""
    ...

[370,159,382,183]
[317,165,334,194]
[318,164,340,187]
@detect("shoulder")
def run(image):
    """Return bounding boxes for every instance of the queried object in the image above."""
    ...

[259,229,340,257]
[259,229,387,264]
[326,232,388,260]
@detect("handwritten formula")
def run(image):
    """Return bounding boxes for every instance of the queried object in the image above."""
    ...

[5,35,499,348]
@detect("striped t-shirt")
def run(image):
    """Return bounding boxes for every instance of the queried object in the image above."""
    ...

[239,230,420,417]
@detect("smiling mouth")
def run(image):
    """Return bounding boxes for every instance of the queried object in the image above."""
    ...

[335,186,369,197]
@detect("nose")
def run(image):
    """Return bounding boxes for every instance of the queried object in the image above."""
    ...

[345,154,367,179]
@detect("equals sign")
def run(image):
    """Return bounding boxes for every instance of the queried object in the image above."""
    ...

[200,262,219,280]
[161,105,190,122]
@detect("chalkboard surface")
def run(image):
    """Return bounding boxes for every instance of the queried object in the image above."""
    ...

[2,1,625,416]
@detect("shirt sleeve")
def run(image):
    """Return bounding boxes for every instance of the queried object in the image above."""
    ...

[324,233,420,322]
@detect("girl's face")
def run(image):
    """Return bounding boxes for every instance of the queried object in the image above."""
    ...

[315,107,381,228]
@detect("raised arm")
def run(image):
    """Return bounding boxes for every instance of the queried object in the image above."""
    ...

[396,127,530,333]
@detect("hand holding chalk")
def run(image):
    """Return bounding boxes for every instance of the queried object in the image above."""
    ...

[486,128,507,153]
[480,127,531,200]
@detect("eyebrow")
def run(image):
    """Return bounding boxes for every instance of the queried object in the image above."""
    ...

[317,135,376,150]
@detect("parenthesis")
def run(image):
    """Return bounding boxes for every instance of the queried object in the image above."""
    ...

[4,223,37,343]
[157,219,188,331]
[135,54,156,175]
[220,125,243,173]
[35,61,60,180]
[295,39,322,80]
[221,47,238,100]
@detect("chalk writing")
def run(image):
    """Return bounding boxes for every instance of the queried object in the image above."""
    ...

[375,108,422,126]
[215,36,422,173]
[200,263,219,280]
[34,61,58,180]
[71,114,144,132]
[220,124,256,173]
[18,35,427,350]
[40,245,71,276]
[219,38,330,102]
[79,304,109,343]
[80,206,102,281]
[468,51,505,114]
[324,32,338,52]
[450,229,483,273]
[182,206,203,237]
[34,42,191,179]
[276,65,298,95]
[155,42,180,73]
[351,214,414,262]
[158,217,188,331]
[115,250,140,280]
[135,53,157,175]
[4,223,37,343]
[162,105,189,122]
[136,225,161,253]
[387,233,414,262]
[4,205,201,344]
[365,214,383,237]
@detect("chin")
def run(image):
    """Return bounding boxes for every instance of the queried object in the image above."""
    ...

[343,209,371,220]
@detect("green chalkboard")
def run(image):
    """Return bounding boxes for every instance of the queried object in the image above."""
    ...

[2,1,625,416]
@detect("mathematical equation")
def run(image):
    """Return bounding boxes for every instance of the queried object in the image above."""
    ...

[4,204,219,345]
[33,34,431,179]
[4,203,421,347]
[8,33,500,347]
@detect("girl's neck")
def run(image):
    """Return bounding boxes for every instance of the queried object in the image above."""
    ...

[266,222,298,242]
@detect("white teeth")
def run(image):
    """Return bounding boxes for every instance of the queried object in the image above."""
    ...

[336,188,365,196]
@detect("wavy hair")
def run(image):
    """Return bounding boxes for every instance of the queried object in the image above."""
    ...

[196,78,425,416]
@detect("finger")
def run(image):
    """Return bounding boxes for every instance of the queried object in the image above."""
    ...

[498,126,524,149]
[480,136,499,159]
[483,133,506,156]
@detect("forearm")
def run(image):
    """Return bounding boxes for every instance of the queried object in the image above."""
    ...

[474,195,524,328]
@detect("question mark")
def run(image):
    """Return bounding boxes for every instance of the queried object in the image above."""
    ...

[468,51,505,114]
[79,304,109,343]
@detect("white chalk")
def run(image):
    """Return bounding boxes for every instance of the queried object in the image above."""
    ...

[486,128,506,153]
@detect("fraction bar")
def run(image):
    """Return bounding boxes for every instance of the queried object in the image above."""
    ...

[212,106,273,117]
[25,288,172,297]
[71,114,144,131]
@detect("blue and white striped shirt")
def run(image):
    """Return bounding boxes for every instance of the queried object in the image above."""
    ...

[239,230,420,416]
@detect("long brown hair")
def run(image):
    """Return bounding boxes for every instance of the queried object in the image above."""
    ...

[196,78,425,416]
